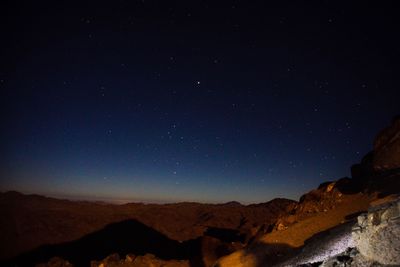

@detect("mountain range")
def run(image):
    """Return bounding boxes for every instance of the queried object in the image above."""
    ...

[1,116,399,267]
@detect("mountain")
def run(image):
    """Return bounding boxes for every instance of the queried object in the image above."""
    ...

[0,191,294,266]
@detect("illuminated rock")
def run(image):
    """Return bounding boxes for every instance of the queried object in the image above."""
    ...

[352,198,400,265]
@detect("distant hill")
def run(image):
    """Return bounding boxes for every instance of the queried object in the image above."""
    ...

[0,190,294,266]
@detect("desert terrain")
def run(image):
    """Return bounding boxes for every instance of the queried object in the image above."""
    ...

[1,118,400,267]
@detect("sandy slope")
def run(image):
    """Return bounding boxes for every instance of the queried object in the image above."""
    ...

[216,192,373,267]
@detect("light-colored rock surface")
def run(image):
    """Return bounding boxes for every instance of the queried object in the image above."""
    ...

[320,247,383,267]
[276,221,355,267]
[352,198,400,265]
[294,196,400,267]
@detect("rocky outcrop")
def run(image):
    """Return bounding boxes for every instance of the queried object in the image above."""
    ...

[272,179,349,231]
[373,116,400,171]
[351,116,400,178]
[352,197,400,265]
[296,197,400,267]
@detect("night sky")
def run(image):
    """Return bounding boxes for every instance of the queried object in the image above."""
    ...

[1,1,399,203]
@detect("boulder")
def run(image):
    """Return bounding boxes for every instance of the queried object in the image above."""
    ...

[352,198,400,265]
[125,254,135,263]
[276,222,287,231]
[373,116,400,171]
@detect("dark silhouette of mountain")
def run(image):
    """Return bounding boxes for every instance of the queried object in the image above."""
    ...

[221,201,242,207]
[4,219,202,267]
[204,227,245,243]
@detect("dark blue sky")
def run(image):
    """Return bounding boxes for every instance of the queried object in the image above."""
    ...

[1,1,399,203]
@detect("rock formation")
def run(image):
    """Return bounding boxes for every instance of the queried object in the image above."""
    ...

[301,197,400,267]
[373,116,400,171]
[351,116,400,179]
[352,197,400,265]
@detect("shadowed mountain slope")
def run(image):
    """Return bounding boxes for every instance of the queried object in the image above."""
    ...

[4,219,194,267]
[0,191,295,266]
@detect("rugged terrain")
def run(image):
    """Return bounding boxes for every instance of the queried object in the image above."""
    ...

[0,191,294,266]
[1,117,400,267]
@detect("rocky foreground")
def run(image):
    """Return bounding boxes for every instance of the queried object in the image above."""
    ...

[274,196,400,267]
[1,117,400,267]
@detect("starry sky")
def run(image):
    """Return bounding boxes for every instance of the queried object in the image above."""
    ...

[1,1,399,204]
